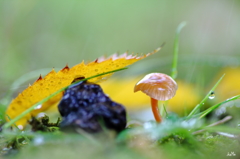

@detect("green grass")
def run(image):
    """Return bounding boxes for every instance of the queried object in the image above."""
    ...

[171,21,186,79]
[187,74,225,119]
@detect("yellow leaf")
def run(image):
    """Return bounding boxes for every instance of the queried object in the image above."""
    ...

[6,48,161,128]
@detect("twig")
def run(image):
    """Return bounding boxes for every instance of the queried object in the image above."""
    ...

[192,116,232,135]
[216,132,238,139]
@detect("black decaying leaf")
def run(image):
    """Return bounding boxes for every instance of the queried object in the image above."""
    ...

[58,81,127,133]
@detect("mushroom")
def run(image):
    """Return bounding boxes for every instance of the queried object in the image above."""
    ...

[134,73,178,123]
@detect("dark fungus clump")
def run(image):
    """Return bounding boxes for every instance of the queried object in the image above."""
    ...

[58,80,127,133]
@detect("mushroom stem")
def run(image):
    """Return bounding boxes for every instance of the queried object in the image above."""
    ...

[150,98,162,123]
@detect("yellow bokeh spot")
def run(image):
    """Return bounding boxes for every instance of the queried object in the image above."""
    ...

[211,67,240,102]
[101,77,201,116]
[168,81,201,115]
[101,77,149,110]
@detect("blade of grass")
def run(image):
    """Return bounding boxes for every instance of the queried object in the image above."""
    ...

[192,116,232,135]
[171,21,186,79]
[162,104,168,117]
[197,95,240,119]
[2,67,127,130]
[164,22,186,113]
[186,74,225,119]
[6,115,23,132]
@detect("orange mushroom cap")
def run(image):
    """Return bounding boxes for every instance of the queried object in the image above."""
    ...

[134,73,178,101]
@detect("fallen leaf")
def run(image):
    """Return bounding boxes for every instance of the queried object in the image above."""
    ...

[6,47,161,128]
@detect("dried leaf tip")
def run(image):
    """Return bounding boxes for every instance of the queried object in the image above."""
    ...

[61,64,70,71]
[36,75,42,81]
[94,59,98,63]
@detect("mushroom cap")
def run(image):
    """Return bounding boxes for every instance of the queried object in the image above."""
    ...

[134,73,178,101]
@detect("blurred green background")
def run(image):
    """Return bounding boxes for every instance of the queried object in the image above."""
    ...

[1,0,240,99]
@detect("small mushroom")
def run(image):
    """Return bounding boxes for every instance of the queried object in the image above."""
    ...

[134,73,178,123]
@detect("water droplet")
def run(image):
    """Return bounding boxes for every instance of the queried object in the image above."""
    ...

[37,112,46,118]
[143,121,157,129]
[33,136,44,146]
[209,91,215,99]
[17,101,22,104]
[18,125,23,130]
[2,147,12,151]
[143,122,152,129]
[34,104,42,110]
